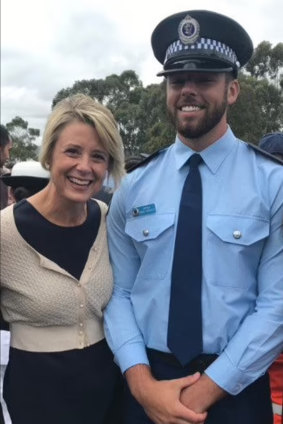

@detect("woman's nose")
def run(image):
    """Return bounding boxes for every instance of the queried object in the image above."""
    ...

[76,155,92,172]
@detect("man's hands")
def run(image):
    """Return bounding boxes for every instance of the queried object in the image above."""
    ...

[125,364,207,424]
[180,372,226,414]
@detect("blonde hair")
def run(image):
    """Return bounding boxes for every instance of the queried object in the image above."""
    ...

[40,94,125,187]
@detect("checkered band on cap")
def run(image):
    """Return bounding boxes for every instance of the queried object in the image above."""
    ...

[165,38,240,68]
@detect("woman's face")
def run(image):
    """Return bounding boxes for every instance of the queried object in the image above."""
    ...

[49,120,109,205]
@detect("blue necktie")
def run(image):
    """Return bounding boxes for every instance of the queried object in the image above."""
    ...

[167,153,203,366]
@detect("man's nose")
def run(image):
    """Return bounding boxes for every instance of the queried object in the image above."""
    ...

[181,80,197,95]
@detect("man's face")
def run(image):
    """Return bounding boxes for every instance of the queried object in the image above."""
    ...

[0,139,12,168]
[166,72,239,147]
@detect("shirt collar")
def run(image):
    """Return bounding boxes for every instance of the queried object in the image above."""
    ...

[174,127,237,174]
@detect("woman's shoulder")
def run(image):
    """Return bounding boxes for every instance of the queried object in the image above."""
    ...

[0,203,14,222]
[0,204,17,244]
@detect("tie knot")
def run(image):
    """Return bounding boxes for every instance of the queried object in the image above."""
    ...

[189,154,202,168]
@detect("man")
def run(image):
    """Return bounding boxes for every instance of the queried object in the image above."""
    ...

[259,132,283,424]
[104,10,283,424]
[0,124,12,210]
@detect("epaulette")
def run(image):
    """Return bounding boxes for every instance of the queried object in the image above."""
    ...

[127,146,170,173]
[246,142,283,165]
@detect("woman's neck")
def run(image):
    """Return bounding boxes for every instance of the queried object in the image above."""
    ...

[27,186,88,227]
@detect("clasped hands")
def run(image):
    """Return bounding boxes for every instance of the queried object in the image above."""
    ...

[126,364,225,424]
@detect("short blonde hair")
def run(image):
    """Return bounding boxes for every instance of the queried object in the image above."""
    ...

[40,94,125,187]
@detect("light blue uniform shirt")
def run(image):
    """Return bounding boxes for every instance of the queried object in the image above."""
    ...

[104,127,283,395]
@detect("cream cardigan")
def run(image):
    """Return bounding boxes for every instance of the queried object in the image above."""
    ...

[0,200,113,352]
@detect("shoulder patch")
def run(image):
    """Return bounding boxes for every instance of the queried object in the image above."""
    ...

[246,142,283,165]
[127,146,170,173]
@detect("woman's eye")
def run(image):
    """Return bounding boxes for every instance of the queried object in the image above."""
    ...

[92,153,107,162]
[66,148,79,156]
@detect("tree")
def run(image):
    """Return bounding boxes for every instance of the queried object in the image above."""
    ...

[137,81,175,152]
[5,117,39,162]
[245,41,283,82]
[53,70,146,156]
[228,41,283,144]
[228,74,282,143]
[52,41,283,153]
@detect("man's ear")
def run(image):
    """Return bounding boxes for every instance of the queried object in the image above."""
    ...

[227,79,240,106]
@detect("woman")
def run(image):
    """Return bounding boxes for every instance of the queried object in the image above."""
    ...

[0,94,125,424]
[0,160,49,424]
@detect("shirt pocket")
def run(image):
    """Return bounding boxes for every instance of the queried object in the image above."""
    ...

[206,214,269,288]
[125,213,175,279]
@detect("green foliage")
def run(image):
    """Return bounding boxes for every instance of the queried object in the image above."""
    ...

[228,73,283,143]
[53,73,175,155]
[52,70,147,155]
[228,41,283,144]
[5,116,39,163]
[245,41,283,81]
[138,81,175,152]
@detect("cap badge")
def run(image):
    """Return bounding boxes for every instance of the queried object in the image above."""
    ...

[178,15,200,44]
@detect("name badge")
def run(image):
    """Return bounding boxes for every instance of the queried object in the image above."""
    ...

[132,203,156,217]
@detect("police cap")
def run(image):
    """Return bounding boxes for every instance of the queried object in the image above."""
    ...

[259,132,283,156]
[151,10,253,77]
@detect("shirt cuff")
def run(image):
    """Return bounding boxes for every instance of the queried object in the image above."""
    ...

[115,341,150,374]
[205,351,263,395]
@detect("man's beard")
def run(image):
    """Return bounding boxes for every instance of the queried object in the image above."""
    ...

[168,94,228,140]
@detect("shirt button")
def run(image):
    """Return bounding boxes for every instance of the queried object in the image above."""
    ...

[80,304,84,308]
[143,229,149,237]
[132,208,139,217]
[79,331,83,335]
[233,230,242,239]
[77,283,81,287]
[79,322,83,327]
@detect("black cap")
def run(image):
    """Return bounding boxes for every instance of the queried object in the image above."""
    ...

[151,10,253,77]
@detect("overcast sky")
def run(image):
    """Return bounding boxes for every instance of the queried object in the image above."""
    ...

[1,0,283,140]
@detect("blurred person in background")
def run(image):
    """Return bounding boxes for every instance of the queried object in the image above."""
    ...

[2,160,50,204]
[0,94,125,424]
[259,132,283,162]
[0,125,12,210]
[259,132,283,424]
[0,124,12,424]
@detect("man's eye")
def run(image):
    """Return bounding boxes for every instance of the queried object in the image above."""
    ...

[171,79,185,86]
[197,77,216,84]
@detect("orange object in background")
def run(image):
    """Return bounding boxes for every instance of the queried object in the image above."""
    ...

[269,354,283,424]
